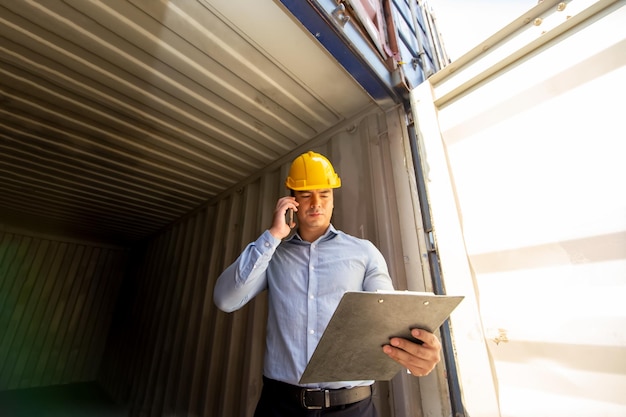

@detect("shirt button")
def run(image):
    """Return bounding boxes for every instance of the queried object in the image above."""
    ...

[309,329,315,335]
[309,295,314,300]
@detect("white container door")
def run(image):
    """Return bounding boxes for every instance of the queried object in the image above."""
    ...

[410,1,626,416]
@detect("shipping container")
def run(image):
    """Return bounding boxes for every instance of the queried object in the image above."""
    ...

[0,1,448,416]
[1,0,624,417]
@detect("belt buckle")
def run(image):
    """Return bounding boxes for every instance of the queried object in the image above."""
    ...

[301,388,330,410]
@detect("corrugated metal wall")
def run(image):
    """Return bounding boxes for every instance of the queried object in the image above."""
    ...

[0,230,128,391]
[99,104,447,417]
[0,0,377,246]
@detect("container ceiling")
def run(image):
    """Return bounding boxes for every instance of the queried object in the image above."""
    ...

[0,0,378,245]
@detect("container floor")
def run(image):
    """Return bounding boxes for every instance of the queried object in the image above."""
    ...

[0,382,127,417]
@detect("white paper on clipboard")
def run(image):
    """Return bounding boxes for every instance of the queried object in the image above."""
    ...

[299,290,464,384]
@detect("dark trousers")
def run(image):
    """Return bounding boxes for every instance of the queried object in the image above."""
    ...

[254,378,378,417]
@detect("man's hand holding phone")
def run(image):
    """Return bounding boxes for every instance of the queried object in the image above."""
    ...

[269,197,298,239]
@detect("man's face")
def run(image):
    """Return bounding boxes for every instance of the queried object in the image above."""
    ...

[294,188,334,231]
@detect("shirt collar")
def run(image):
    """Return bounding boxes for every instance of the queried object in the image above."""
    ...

[286,224,338,243]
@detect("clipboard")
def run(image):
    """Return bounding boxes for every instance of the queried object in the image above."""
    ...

[299,290,464,384]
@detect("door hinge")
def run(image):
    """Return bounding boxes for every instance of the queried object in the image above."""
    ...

[426,230,436,252]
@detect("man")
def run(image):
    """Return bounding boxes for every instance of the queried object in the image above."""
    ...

[214,151,442,416]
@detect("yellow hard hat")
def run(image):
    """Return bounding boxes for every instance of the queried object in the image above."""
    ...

[285,151,341,190]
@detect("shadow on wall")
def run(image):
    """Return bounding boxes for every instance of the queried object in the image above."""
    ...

[0,382,128,417]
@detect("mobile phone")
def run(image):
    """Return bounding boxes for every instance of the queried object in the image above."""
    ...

[285,208,294,228]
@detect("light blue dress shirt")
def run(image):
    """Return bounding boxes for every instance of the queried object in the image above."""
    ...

[214,224,395,389]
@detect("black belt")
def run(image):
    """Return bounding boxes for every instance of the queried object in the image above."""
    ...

[263,377,372,410]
